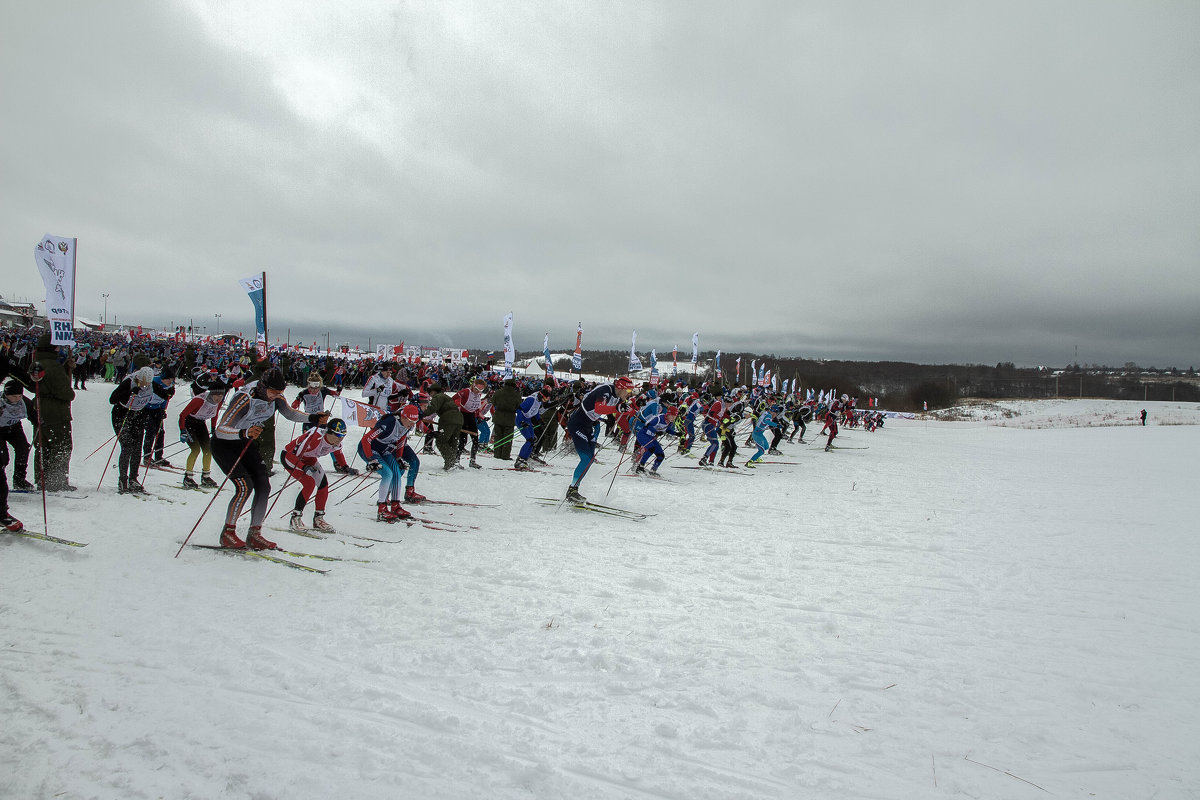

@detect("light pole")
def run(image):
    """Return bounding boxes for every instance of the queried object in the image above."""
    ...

[214,313,222,335]
[102,293,109,327]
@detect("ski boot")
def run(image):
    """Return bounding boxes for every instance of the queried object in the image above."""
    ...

[128,478,148,494]
[154,458,172,467]
[334,464,359,476]
[634,464,647,475]
[513,458,531,471]
[311,511,336,533]
[288,511,308,532]
[245,527,278,550]
[376,502,399,523]
[182,474,200,490]
[565,485,586,504]
[388,501,413,521]
[12,477,34,491]
[404,485,427,504]
[2,514,24,532]
[220,524,246,549]
[468,458,482,469]
[200,473,219,488]
[531,455,549,467]
[118,477,130,495]
[767,448,782,456]
[744,460,757,469]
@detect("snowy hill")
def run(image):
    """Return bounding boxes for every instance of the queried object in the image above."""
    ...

[2,393,1197,799]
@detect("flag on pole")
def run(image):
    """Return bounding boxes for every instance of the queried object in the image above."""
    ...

[628,331,642,372]
[238,273,267,359]
[543,333,554,381]
[691,333,699,364]
[672,345,678,376]
[571,323,582,372]
[503,312,515,378]
[650,349,659,385]
[34,234,78,346]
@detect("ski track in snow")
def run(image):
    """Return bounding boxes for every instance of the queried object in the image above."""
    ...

[2,392,1198,798]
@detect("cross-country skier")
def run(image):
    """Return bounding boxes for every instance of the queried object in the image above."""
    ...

[177,374,229,489]
[281,418,348,533]
[563,376,633,503]
[745,405,779,467]
[513,383,553,471]
[212,368,326,550]
[291,375,356,474]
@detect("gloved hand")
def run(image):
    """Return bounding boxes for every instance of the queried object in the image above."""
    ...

[180,430,194,445]
[365,459,381,472]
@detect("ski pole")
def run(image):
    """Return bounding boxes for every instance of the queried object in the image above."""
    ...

[604,440,631,498]
[96,411,129,491]
[83,434,117,462]
[175,438,253,558]
[33,379,49,535]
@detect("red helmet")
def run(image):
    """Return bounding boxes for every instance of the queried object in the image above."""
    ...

[401,404,421,422]
[614,376,634,391]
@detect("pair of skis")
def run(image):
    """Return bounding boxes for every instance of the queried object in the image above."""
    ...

[529,496,649,521]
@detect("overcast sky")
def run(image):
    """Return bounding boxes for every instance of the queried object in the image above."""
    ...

[3,1,1198,367]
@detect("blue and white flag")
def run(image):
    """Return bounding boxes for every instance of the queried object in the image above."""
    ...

[543,333,554,380]
[757,362,766,386]
[691,333,699,364]
[650,349,659,380]
[238,273,267,359]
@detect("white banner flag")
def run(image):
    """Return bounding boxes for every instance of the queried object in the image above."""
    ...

[503,312,515,378]
[34,234,78,346]
[340,397,383,428]
[691,332,699,364]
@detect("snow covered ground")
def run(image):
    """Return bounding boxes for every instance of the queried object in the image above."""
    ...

[3,391,1198,799]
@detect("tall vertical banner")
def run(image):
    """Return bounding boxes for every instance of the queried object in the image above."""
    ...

[572,323,583,374]
[735,356,741,385]
[628,331,642,373]
[715,350,722,380]
[34,234,78,346]
[543,333,554,382]
[691,332,699,375]
[671,345,678,377]
[650,349,659,386]
[503,312,515,378]
[238,273,267,359]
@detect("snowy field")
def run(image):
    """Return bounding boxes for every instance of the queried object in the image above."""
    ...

[3,391,1198,799]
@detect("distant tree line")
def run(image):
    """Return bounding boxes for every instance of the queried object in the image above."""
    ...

[512,350,1200,411]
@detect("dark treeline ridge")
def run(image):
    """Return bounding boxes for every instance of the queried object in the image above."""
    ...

[516,351,1200,411]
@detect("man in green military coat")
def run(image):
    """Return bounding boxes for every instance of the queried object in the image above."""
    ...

[423,384,464,470]
[33,333,76,491]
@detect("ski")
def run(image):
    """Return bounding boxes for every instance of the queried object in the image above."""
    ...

[11,490,91,500]
[827,445,869,451]
[190,544,329,573]
[3,529,89,547]
[529,496,650,520]
[257,537,375,562]
[757,460,802,465]
[620,472,675,483]
[266,527,377,549]
[417,499,500,508]
[531,498,646,521]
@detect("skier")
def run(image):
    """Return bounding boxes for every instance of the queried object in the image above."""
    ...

[821,406,839,451]
[1,379,36,532]
[698,393,726,467]
[359,403,423,521]
[745,405,778,467]
[513,383,553,471]
[717,411,740,468]
[453,377,488,469]
[1,380,35,492]
[177,374,229,489]
[362,363,394,410]
[634,398,670,476]
[291,375,356,474]
[212,367,326,550]
[109,367,167,494]
[281,418,348,533]
[141,367,175,467]
[563,376,633,502]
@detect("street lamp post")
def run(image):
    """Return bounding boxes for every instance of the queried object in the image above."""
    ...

[214,313,222,336]
[102,293,109,327]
